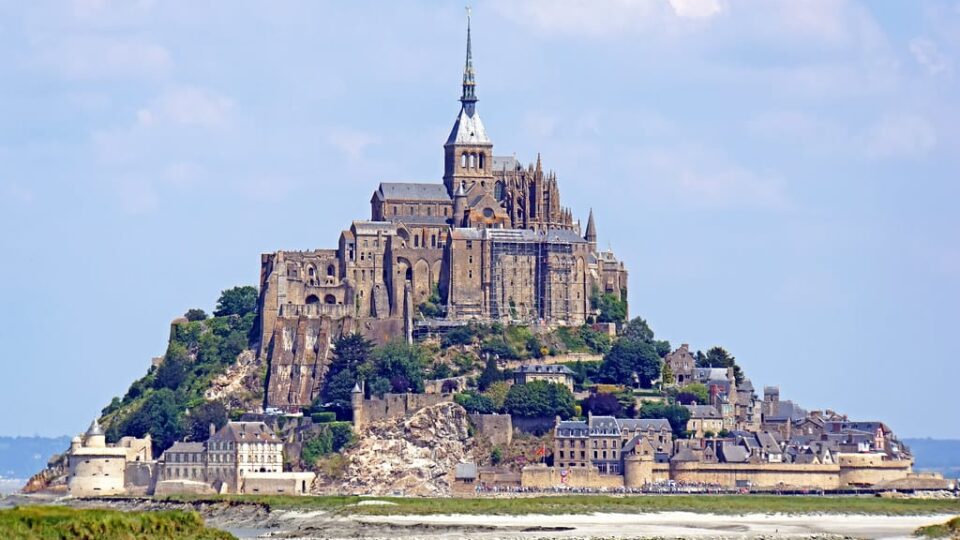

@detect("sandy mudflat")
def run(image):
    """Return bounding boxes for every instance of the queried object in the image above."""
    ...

[261,511,957,540]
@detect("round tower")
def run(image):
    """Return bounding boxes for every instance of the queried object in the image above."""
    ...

[84,419,106,448]
[452,181,467,227]
[351,381,365,430]
[623,453,653,489]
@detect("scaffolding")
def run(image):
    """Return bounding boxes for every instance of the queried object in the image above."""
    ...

[487,229,577,324]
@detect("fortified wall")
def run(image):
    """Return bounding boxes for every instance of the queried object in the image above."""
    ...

[469,413,513,447]
[351,387,454,430]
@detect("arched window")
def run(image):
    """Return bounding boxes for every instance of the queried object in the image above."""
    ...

[431,234,437,247]
[405,267,413,281]
[324,294,336,304]
[305,295,320,305]
[461,153,467,168]
[478,153,484,169]
[414,235,420,247]
[308,267,315,277]
[494,181,504,200]
[327,264,335,277]
[468,154,475,168]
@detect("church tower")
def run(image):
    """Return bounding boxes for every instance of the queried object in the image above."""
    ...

[443,9,494,197]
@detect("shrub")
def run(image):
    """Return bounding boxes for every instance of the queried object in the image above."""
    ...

[504,380,576,419]
[184,308,208,322]
[455,391,495,414]
[311,412,336,423]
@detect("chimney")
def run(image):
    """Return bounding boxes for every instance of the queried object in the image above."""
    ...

[209,423,216,438]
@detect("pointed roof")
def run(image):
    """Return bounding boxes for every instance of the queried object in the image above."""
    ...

[446,8,490,146]
[86,419,103,437]
[352,382,362,394]
[584,208,597,243]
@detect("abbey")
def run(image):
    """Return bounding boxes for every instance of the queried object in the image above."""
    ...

[259,17,627,409]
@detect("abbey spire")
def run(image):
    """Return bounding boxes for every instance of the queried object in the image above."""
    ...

[460,7,477,113]
[443,7,494,197]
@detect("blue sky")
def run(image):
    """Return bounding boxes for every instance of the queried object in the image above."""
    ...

[1,0,958,439]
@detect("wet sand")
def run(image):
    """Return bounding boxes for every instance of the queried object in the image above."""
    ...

[248,510,957,539]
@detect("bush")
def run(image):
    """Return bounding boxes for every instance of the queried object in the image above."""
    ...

[454,391,495,414]
[213,286,258,317]
[302,422,354,467]
[504,380,576,419]
[311,412,336,423]
[184,308,208,322]
[442,325,477,347]
[491,446,503,465]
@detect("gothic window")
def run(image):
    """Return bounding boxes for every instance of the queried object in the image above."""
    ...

[327,264,335,277]
[494,181,504,200]
[431,234,436,247]
[468,154,475,168]
[308,267,315,277]
[461,153,467,168]
[414,235,420,247]
[478,153,484,169]
[324,294,336,304]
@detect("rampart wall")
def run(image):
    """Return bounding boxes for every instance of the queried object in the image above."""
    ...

[469,413,513,447]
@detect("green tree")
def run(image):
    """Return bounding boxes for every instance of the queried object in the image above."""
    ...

[477,354,504,391]
[621,317,655,342]
[185,401,228,442]
[593,291,627,324]
[213,286,258,317]
[454,391,495,414]
[361,341,427,395]
[697,346,745,385]
[579,325,612,354]
[184,309,208,322]
[320,333,374,418]
[598,338,662,388]
[676,383,709,405]
[638,402,691,437]
[661,362,675,386]
[581,392,622,416]
[482,380,510,412]
[503,380,576,419]
[154,344,190,391]
[120,388,184,453]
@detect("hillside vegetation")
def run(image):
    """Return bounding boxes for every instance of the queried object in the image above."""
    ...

[98,287,262,454]
[0,506,235,540]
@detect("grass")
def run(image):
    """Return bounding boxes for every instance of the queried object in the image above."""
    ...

[0,505,236,540]
[915,516,960,538]
[158,494,960,517]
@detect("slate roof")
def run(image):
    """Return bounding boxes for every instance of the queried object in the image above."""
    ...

[671,447,700,463]
[493,155,520,171]
[447,108,490,145]
[556,420,589,437]
[588,415,620,435]
[375,182,450,202]
[515,364,574,375]
[163,442,205,456]
[392,215,451,226]
[685,404,722,419]
[208,422,280,444]
[767,400,807,422]
[719,443,750,463]
[617,418,672,432]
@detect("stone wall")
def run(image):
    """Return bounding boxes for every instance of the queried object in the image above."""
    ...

[353,392,454,430]
[154,480,217,496]
[242,472,315,495]
[469,413,513,447]
[521,464,624,489]
[123,462,157,495]
[670,462,840,489]
[424,376,470,394]
[837,454,912,487]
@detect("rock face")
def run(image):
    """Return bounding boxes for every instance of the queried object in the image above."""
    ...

[325,402,474,496]
[204,349,264,411]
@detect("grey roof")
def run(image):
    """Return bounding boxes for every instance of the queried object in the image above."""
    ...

[685,404,722,419]
[352,221,395,234]
[163,442,205,456]
[767,400,807,422]
[446,108,490,145]
[556,420,588,437]
[455,462,477,480]
[719,444,749,463]
[375,182,450,202]
[694,367,729,382]
[618,418,672,432]
[757,431,783,454]
[588,415,620,434]
[493,155,520,171]
[515,364,574,375]
[209,422,280,444]
[86,419,103,437]
[450,228,484,240]
[671,447,700,463]
[392,215,451,226]
[485,227,587,245]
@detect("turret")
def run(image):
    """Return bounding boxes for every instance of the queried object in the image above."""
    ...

[351,381,365,430]
[452,181,467,226]
[84,419,105,448]
[584,208,597,248]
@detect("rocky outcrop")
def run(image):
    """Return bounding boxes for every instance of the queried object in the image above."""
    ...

[321,402,474,496]
[204,349,264,411]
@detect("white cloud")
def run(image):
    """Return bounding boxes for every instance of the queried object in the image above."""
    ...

[143,87,234,128]
[861,114,937,160]
[669,0,722,19]
[41,36,172,80]
[633,145,788,210]
[325,129,380,161]
[909,37,951,76]
[490,0,722,37]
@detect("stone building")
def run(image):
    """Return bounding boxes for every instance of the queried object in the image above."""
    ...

[157,421,314,495]
[65,420,153,497]
[553,414,673,473]
[259,15,629,409]
[513,363,575,391]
